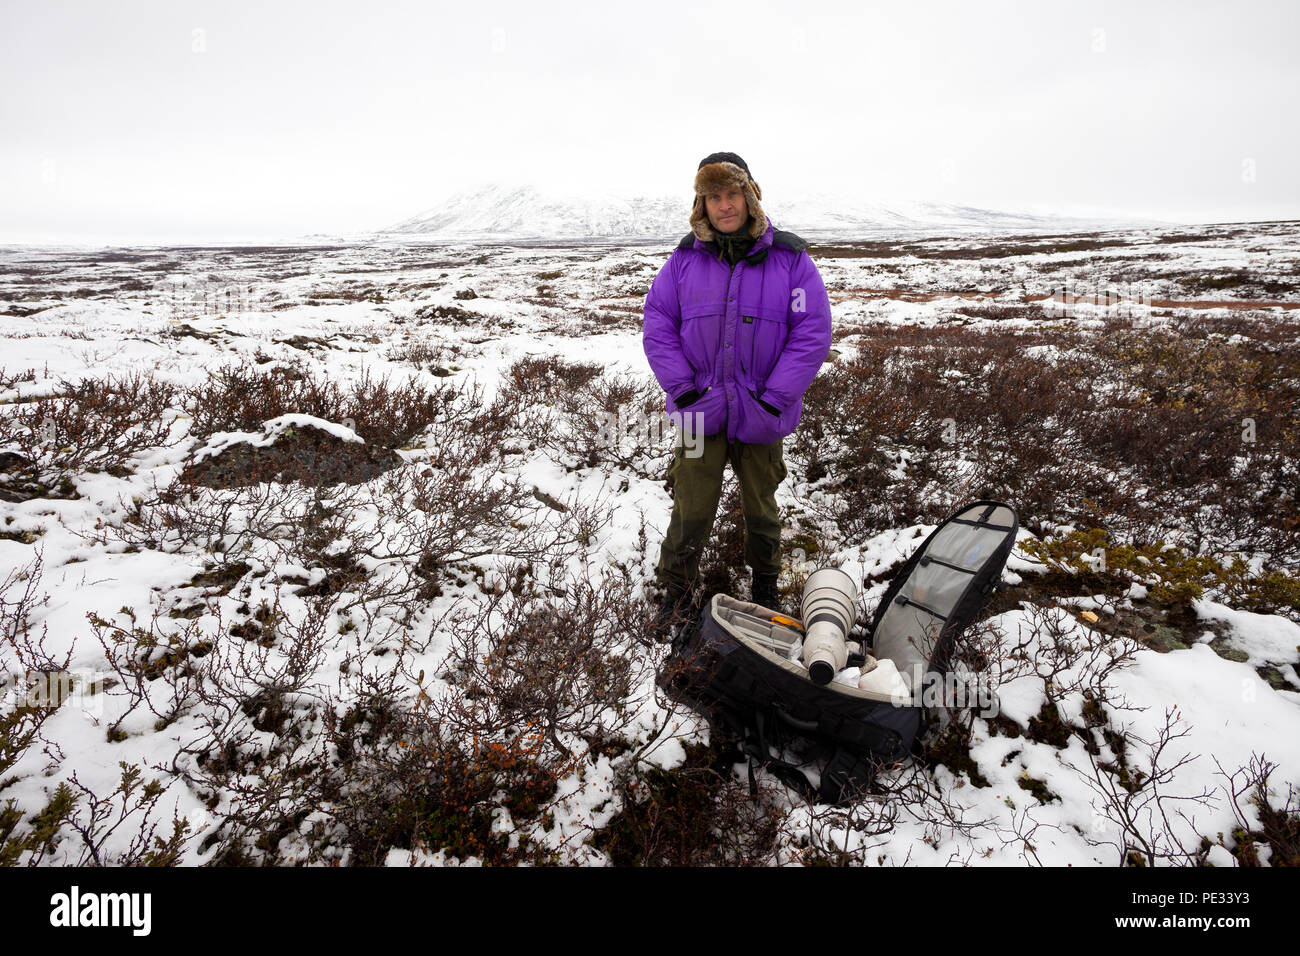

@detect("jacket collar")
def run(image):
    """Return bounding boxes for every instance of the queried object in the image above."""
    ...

[693,218,775,266]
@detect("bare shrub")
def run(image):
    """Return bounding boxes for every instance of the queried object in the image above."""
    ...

[966,606,1219,866]
[73,438,628,864]
[317,675,562,866]
[999,604,1139,714]
[500,354,604,406]
[793,759,1001,865]
[314,566,663,866]
[1081,326,1299,559]
[593,740,788,866]
[1,553,65,780]
[184,361,481,450]
[789,318,1298,568]
[952,304,1049,321]
[1212,753,1300,866]
[795,327,1106,536]
[498,356,674,476]
[2,556,195,865]
[104,476,312,559]
[99,408,591,635]
[793,338,922,534]
[2,762,192,866]
[161,594,337,865]
[541,371,669,477]
[1077,707,1216,866]
[434,566,656,758]
[696,482,749,599]
[0,366,39,391]
[0,372,180,498]
[384,335,464,369]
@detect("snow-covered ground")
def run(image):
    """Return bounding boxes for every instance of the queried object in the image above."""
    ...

[1,219,1297,866]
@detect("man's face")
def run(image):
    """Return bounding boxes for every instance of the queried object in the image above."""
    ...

[705,185,748,234]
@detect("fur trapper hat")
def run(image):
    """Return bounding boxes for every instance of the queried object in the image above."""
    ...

[690,151,768,242]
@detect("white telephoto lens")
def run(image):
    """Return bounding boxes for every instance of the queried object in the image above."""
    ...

[800,568,858,684]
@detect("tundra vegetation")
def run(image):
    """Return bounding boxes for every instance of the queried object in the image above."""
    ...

[1,221,1298,865]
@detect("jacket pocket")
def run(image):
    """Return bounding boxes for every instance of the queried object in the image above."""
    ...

[736,386,789,446]
[747,386,781,419]
[671,383,726,440]
[681,304,723,378]
[740,305,787,381]
[753,317,788,381]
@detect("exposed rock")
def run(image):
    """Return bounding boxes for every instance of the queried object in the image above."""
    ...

[1208,636,1250,663]
[178,417,403,489]
[275,334,336,350]
[0,451,33,472]
[530,487,568,512]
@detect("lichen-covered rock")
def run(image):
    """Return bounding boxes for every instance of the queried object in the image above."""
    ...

[178,414,403,488]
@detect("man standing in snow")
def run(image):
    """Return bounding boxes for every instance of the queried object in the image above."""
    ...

[643,152,832,637]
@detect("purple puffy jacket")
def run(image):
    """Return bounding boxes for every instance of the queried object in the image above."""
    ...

[642,221,832,445]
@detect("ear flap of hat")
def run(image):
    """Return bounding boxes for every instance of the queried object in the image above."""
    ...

[689,195,715,242]
[690,161,768,242]
[744,179,766,239]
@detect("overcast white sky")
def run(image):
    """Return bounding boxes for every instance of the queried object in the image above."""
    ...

[1,0,1297,242]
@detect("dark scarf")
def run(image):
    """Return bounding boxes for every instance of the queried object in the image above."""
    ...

[713,216,756,268]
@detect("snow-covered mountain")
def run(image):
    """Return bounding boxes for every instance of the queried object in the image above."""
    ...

[377,182,1165,241]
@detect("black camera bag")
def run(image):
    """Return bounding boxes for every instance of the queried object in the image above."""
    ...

[656,500,1019,804]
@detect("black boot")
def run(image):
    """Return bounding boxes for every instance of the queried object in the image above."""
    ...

[751,571,781,613]
[651,581,696,644]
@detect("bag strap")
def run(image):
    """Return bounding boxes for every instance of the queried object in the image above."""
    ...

[818,748,879,805]
[739,708,820,801]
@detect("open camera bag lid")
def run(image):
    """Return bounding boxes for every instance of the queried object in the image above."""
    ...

[867,499,1019,699]
[657,499,1019,804]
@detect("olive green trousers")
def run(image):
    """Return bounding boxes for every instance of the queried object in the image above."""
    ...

[654,433,786,589]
